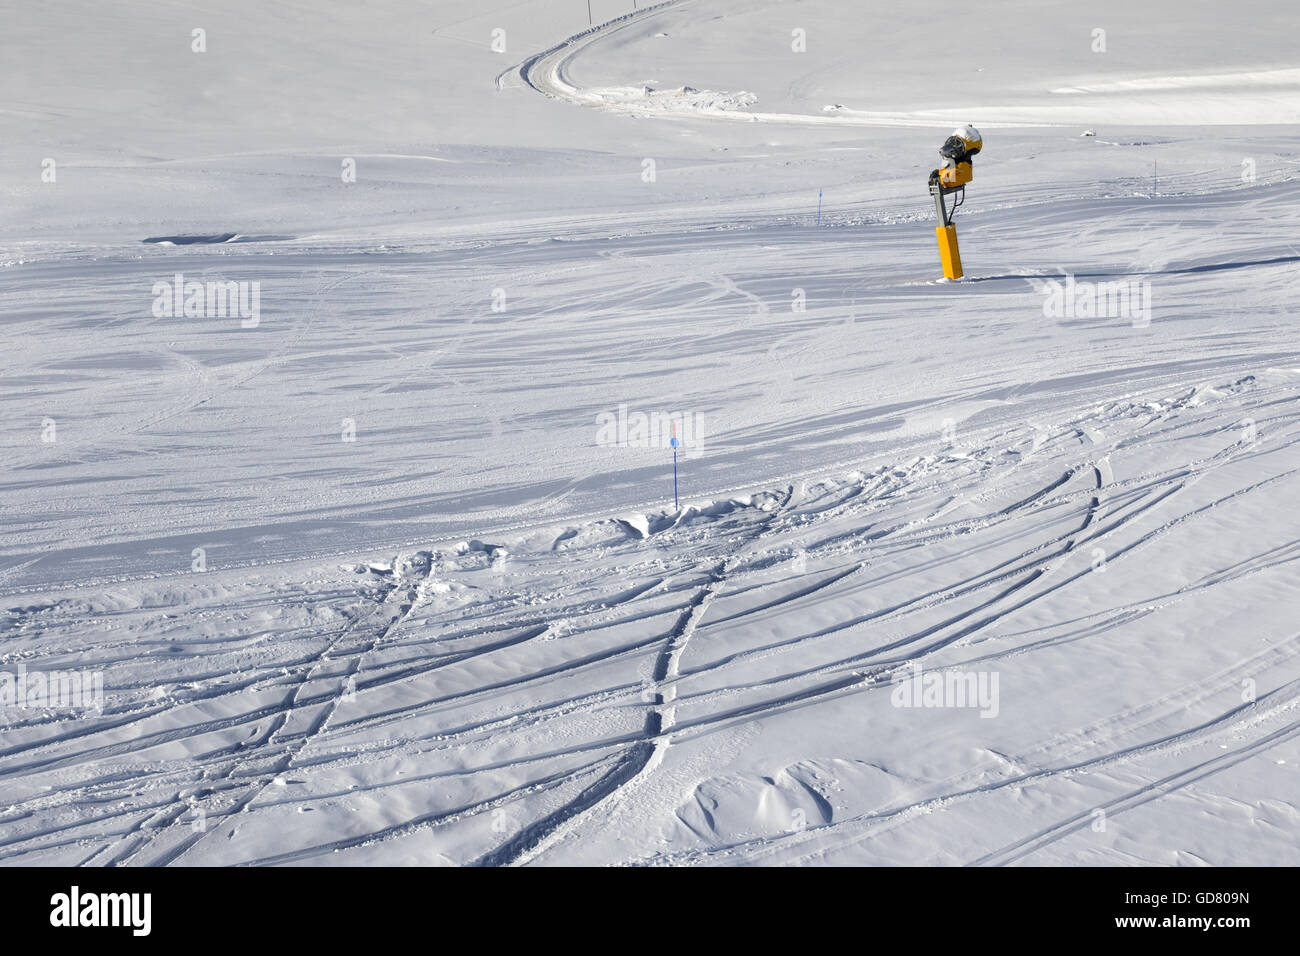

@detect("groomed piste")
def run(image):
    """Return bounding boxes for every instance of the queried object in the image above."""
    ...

[1,0,1298,866]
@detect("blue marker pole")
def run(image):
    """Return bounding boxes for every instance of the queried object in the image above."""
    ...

[670,423,679,511]
[816,189,823,226]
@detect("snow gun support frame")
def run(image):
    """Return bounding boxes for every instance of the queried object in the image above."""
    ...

[929,166,970,280]
[930,174,966,228]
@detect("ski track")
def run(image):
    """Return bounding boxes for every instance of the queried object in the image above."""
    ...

[472,484,796,866]
[3,375,1297,865]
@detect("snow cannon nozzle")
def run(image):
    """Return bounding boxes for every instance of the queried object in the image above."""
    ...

[947,124,982,158]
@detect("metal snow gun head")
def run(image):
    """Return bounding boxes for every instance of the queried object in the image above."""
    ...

[934,125,981,187]
[928,125,982,279]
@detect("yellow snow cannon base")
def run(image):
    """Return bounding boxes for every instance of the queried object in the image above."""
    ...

[939,162,973,188]
[936,224,963,280]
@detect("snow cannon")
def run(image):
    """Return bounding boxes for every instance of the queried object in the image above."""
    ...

[928,125,982,280]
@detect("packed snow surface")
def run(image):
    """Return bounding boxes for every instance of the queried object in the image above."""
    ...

[1,0,1298,865]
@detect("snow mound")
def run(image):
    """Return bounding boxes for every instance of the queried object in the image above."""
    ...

[583,85,758,114]
[671,759,900,846]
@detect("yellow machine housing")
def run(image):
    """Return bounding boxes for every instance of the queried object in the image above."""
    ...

[935,224,963,280]
[939,162,973,188]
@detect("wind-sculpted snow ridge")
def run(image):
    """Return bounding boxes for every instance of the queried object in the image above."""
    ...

[2,374,1297,866]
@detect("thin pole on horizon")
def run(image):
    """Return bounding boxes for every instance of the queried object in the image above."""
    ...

[670,422,679,511]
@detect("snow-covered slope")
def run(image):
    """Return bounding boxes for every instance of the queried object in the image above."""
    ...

[1,0,1298,866]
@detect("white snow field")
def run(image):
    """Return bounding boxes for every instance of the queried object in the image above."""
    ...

[2,0,1299,866]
